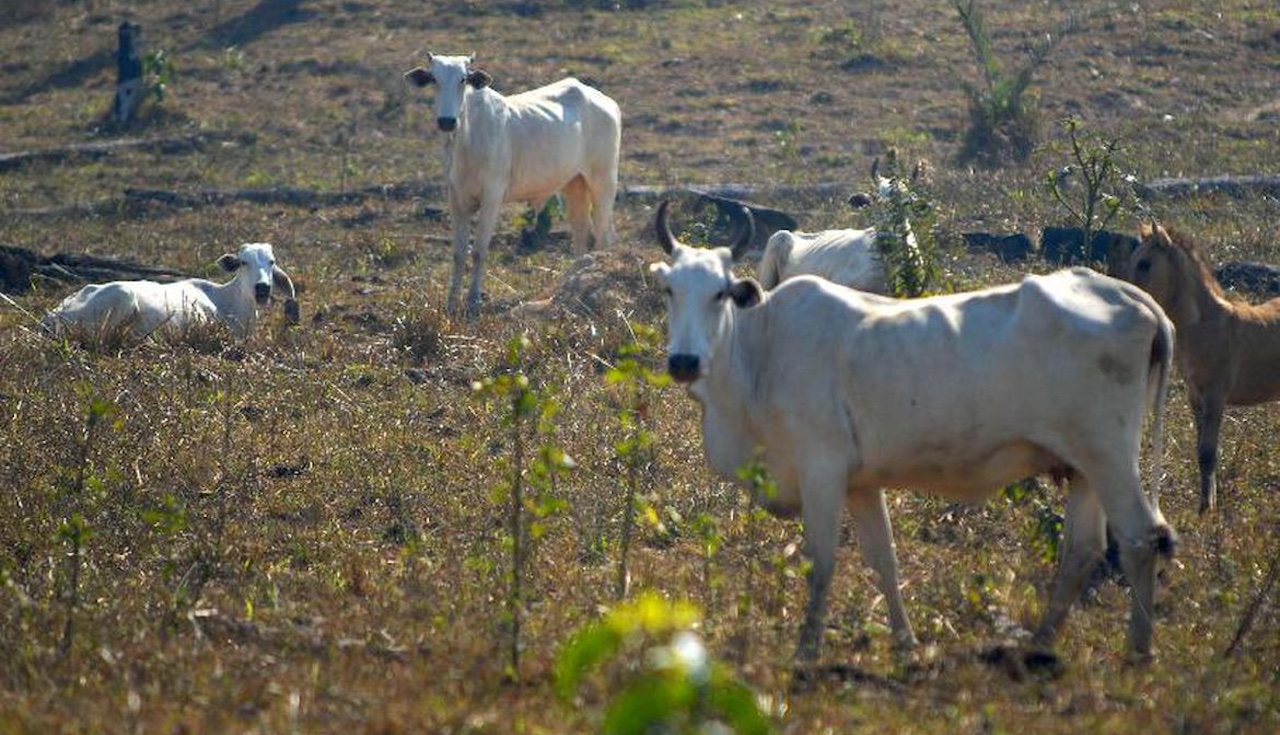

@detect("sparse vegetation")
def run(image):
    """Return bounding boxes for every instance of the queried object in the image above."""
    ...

[1,1,1278,733]
[1045,116,1139,260]
[953,0,1080,166]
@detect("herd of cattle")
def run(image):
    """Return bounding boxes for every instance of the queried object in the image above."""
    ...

[31,54,1280,666]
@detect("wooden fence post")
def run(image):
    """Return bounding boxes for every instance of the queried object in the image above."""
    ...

[112,21,143,125]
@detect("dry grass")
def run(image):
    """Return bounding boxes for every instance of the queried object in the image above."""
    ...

[1,1,1278,733]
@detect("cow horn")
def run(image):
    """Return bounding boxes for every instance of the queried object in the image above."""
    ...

[727,205,755,260]
[655,199,680,255]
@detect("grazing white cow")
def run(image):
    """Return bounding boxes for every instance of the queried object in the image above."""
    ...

[650,201,1176,663]
[41,242,298,341]
[756,227,890,293]
[756,163,921,293]
[404,53,622,315]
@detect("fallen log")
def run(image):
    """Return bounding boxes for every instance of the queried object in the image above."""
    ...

[0,244,191,294]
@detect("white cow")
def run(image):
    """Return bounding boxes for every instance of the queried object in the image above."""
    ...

[756,164,920,293]
[650,201,1176,663]
[404,53,621,315]
[41,242,298,341]
[756,227,889,293]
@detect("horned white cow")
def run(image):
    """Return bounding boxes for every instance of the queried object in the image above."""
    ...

[41,242,298,341]
[650,200,1176,663]
[404,53,621,315]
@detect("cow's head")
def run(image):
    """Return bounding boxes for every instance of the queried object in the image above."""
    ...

[649,200,760,384]
[218,243,299,321]
[404,53,493,133]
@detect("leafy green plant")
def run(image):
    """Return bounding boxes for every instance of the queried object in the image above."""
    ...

[556,592,773,735]
[605,324,671,600]
[143,49,174,105]
[1045,116,1139,265]
[733,457,780,659]
[1002,479,1063,565]
[472,334,572,681]
[516,195,565,250]
[868,151,944,297]
[57,390,121,659]
[953,0,1077,166]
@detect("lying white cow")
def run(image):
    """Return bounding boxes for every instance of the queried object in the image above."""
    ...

[41,242,298,341]
[650,200,1176,662]
[405,53,621,315]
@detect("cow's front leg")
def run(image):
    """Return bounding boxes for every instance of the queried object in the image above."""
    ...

[797,468,845,663]
[848,488,916,647]
[467,196,503,316]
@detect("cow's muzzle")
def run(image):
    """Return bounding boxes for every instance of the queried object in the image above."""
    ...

[436,117,457,132]
[668,354,701,384]
[254,283,272,305]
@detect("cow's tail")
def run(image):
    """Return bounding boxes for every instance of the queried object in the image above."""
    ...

[1146,310,1174,537]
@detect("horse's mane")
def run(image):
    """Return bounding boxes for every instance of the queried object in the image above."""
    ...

[1158,226,1229,301]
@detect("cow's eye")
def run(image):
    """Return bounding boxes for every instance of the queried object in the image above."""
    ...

[714,289,727,302]
[1135,260,1151,275]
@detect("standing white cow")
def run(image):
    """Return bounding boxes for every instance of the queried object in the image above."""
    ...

[41,242,298,342]
[650,201,1176,663]
[404,53,621,315]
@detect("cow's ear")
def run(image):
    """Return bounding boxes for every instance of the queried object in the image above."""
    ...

[467,69,492,88]
[728,278,763,308]
[217,254,240,272]
[404,67,434,87]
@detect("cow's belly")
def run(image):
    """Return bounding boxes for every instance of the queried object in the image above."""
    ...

[504,170,577,204]
[858,440,1062,502]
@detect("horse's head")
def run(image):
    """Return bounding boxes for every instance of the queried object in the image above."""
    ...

[1129,221,1214,324]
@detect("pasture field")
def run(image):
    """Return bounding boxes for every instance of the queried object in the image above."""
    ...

[1,1,1278,732]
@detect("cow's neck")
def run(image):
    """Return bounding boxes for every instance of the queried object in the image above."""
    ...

[692,308,768,478]
[194,275,256,337]
[443,87,506,168]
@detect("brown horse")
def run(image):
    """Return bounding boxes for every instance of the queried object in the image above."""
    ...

[1126,222,1280,513]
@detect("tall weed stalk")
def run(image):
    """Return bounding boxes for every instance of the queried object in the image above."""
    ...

[473,334,571,682]
[605,325,670,600]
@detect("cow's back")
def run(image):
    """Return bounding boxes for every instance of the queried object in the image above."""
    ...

[501,78,620,201]
[48,280,215,337]
[746,272,1162,490]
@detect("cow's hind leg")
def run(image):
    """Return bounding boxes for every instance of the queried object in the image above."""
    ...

[848,488,916,647]
[1033,480,1106,651]
[562,176,592,256]
[587,169,617,250]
